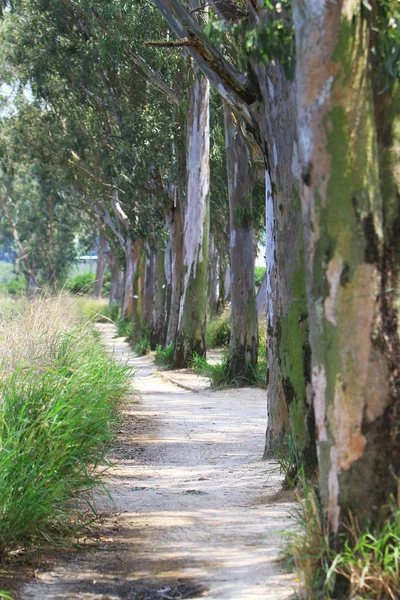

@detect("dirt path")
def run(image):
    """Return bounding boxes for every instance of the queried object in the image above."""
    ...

[21,324,295,600]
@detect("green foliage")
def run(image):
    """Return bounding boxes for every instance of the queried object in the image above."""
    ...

[0,326,131,557]
[154,343,175,370]
[190,351,267,388]
[107,301,120,323]
[254,266,266,288]
[74,297,110,323]
[206,316,231,348]
[190,352,230,386]
[4,276,26,296]
[286,480,400,599]
[367,0,400,90]
[116,318,132,339]
[67,272,96,295]
[133,324,151,356]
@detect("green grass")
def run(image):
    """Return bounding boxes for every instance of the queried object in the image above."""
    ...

[0,299,131,558]
[286,478,400,600]
[190,351,267,388]
[206,316,231,348]
[154,343,175,370]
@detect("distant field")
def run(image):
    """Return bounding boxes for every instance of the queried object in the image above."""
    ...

[0,260,98,284]
[0,261,17,284]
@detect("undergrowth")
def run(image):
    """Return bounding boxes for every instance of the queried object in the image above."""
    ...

[0,297,131,558]
[190,351,267,388]
[286,478,400,600]
[154,343,175,370]
[206,316,231,348]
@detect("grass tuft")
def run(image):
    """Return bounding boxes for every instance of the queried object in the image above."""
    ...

[154,343,175,370]
[286,478,400,600]
[0,296,131,558]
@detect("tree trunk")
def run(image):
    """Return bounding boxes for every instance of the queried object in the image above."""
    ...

[254,67,315,474]
[174,66,210,366]
[223,103,258,381]
[256,273,267,317]
[93,231,107,299]
[143,245,155,327]
[207,234,219,318]
[165,206,184,345]
[132,248,145,340]
[122,238,141,320]
[109,250,124,307]
[293,0,396,529]
[151,245,167,348]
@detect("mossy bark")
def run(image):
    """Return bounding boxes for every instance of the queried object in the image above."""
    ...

[223,103,258,382]
[174,67,210,367]
[249,63,315,474]
[294,0,400,530]
[151,245,167,348]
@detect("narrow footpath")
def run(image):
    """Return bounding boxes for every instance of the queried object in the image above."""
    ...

[22,324,295,600]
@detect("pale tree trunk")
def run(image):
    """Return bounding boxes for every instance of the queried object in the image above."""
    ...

[165,205,183,345]
[108,250,123,307]
[143,245,155,328]
[174,66,210,366]
[122,238,141,320]
[153,0,314,466]
[132,248,145,340]
[207,234,219,318]
[223,103,258,381]
[151,245,167,348]
[93,231,107,299]
[47,195,56,290]
[293,0,398,529]
[256,273,267,317]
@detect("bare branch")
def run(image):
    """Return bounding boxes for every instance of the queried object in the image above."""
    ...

[145,38,191,47]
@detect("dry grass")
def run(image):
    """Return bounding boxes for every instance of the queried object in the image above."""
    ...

[0,295,80,374]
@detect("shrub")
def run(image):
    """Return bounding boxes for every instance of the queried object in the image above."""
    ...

[254,266,266,288]
[5,277,26,296]
[74,297,110,323]
[206,317,231,348]
[154,343,175,370]
[0,298,131,557]
[67,272,95,295]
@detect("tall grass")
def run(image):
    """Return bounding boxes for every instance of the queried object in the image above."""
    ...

[0,296,131,558]
[286,478,400,600]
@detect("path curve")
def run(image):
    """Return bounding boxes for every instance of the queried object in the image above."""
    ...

[22,324,295,600]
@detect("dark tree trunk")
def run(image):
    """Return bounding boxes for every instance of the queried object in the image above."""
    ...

[223,103,258,382]
[93,231,107,299]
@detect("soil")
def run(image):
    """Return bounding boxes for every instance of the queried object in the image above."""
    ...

[3,324,296,600]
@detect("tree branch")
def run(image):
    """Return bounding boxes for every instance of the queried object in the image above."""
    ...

[127,48,181,106]
[152,0,257,121]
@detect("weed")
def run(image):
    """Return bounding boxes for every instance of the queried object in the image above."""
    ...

[154,343,175,370]
[116,318,132,339]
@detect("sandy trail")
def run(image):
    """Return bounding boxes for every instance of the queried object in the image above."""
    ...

[22,324,295,600]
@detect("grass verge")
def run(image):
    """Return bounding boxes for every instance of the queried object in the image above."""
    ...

[286,478,400,599]
[0,296,131,559]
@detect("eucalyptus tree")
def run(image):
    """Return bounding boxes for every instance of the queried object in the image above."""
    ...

[293,0,400,529]
[153,0,315,470]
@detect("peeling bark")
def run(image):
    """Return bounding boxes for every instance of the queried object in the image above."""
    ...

[108,250,124,307]
[174,64,210,367]
[294,0,396,529]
